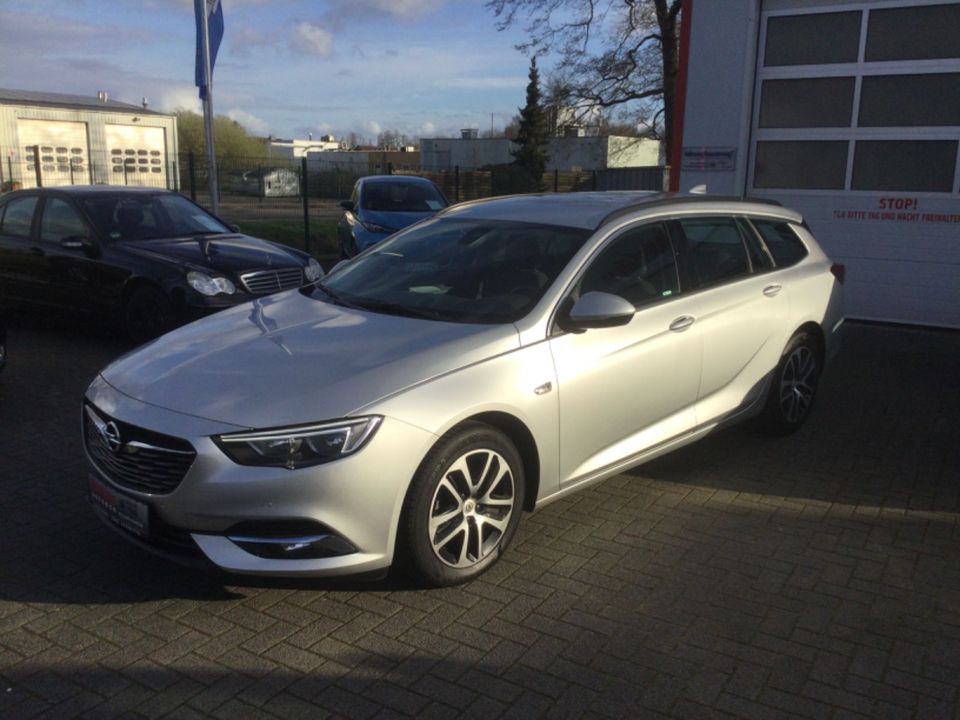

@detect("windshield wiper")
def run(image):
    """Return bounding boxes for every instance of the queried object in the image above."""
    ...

[348,300,442,321]
[314,283,365,310]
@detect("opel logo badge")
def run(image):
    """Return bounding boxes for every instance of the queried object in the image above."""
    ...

[102,421,123,454]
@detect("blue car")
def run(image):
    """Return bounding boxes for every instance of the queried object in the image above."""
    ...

[337,176,449,258]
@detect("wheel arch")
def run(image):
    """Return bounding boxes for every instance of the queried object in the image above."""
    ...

[451,411,541,512]
[794,320,825,365]
[122,276,181,309]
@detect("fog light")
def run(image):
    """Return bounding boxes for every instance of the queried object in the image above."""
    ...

[227,534,356,559]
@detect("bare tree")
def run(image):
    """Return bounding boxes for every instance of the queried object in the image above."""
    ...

[486,0,682,158]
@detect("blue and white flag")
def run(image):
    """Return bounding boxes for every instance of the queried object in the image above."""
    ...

[195,0,225,100]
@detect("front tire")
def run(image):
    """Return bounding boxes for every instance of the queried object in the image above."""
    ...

[761,331,821,434]
[401,422,525,587]
[125,286,174,345]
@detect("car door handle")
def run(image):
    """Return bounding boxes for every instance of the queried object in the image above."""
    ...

[669,315,696,332]
[763,283,782,297]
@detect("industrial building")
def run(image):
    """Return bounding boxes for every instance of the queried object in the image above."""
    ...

[0,89,179,191]
[672,0,960,328]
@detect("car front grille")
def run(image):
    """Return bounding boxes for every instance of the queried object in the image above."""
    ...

[240,268,304,295]
[83,403,196,495]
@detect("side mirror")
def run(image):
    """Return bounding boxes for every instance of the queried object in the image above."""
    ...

[339,200,354,212]
[559,292,635,333]
[227,223,241,233]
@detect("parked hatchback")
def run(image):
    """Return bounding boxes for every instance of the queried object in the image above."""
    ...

[337,175,448,258]
[84,192,844,586]
[0,187,323,342]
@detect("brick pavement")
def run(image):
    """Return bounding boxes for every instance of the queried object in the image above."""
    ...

[0,315,958,719]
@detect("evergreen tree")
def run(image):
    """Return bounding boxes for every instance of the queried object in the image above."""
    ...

[511,57,550,188]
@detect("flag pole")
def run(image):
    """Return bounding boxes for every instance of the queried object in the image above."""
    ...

[198,0,220,215]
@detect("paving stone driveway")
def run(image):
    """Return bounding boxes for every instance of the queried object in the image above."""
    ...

[1,317,958,719]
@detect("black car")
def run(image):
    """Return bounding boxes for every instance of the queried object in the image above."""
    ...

[0,187,323,342]
[0,314,6,373]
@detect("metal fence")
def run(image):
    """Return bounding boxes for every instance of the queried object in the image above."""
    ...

[1,146,667,264]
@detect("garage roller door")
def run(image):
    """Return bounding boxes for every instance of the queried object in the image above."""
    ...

[16,119,90,188]
[105,125,168,189]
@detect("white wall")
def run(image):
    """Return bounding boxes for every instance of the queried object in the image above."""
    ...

[677,0,760,195]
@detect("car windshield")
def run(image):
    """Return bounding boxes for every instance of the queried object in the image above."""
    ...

[360,181,447,213]
[81,193,229,242]
[313,217,591,324]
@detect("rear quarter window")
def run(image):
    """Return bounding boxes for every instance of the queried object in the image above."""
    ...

[749,219,808,268]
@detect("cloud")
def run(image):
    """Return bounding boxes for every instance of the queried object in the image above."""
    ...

[229,27,277,57]
[157,87,202,113]
[227,107,271,134]
[289,21,333,57]
[362,120,383,136]
[325,0,445,22]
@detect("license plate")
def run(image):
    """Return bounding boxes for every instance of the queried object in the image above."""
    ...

[89,475,150,538]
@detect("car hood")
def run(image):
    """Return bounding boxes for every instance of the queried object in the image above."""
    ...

[100,289,519,428]
[123,234,303,275]
[359,209,437,231]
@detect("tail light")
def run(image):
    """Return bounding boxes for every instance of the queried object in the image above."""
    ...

[830,263,846,284]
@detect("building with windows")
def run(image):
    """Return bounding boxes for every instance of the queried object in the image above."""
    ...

[672,0,960,328]
[0,89,178,191]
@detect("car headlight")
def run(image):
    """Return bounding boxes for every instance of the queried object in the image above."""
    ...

[213,416,382,469]
[360,220,395,234]
[304,257,323,283]
[187,271,236,296]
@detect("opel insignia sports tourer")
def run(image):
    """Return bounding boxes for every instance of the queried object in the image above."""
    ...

[84,192,844,586]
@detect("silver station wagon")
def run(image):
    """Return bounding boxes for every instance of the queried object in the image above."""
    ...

[84,192,844,586]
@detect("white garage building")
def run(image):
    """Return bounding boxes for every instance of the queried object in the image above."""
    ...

[0,89,178,191]
[673,0,960,328]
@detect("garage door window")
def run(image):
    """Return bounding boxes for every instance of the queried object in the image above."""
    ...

[858,74,960,127]
[865,3,960,61]
[764,11,861,66]
[759,78,856,128]
[754,141,848,190]
[852,140,958,192]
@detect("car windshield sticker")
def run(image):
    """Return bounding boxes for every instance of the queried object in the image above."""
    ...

[426,200,444,210]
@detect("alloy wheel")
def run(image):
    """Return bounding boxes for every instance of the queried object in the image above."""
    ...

[779,345,817,424]
[428,449,516,569]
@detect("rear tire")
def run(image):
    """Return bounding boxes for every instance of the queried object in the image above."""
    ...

[400,422,525,587]
[761,331,821,434]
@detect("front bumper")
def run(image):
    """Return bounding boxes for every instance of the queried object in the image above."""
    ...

[83,375,436,577]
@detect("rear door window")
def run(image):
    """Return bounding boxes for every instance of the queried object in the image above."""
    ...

[673,216,751,289]
[749,219,808,267]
